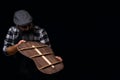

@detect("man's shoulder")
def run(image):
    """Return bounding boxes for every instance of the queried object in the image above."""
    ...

[8,26,19,32]
[34,25,45,30]
[9,26,17,29]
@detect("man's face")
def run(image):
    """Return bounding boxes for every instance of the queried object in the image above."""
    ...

[18,23,33,32]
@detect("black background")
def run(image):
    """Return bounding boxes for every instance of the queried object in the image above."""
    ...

[96,16,120,79]
[0,1,97,80]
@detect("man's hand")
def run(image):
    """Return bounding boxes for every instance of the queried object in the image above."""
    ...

[16,40,26,46]
[55,56,63,62]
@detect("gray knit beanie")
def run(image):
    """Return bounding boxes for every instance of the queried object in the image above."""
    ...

[13,10,32,25]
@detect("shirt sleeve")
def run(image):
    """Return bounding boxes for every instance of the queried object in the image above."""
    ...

[3,27,15,53]
[39,28,51,47]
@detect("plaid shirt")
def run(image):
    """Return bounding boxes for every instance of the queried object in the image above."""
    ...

[3,25,51,54]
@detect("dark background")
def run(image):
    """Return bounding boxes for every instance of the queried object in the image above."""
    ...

[0,1,97,80]
[96,16,120,80]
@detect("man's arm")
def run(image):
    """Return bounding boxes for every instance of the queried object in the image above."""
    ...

[5,40,26,55]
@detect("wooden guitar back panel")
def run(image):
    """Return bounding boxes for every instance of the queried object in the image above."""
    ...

[17,41,64,74]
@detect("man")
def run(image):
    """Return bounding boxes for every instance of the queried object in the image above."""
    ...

[3,9,62,80]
